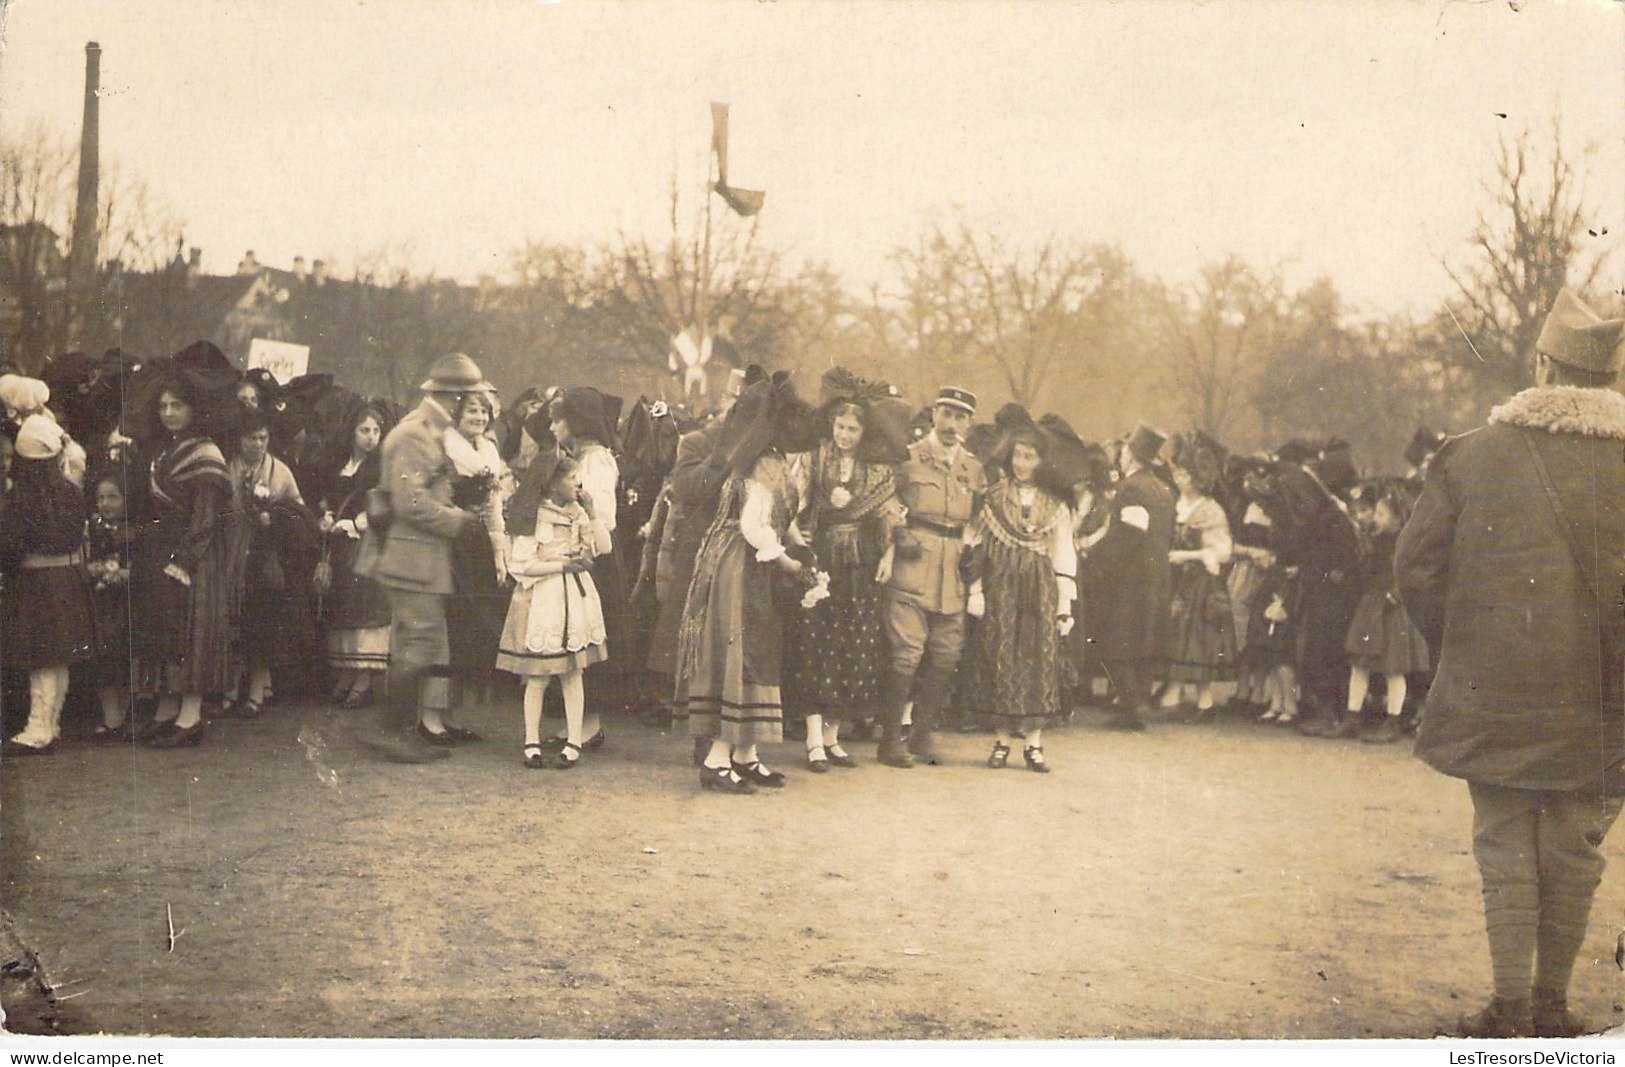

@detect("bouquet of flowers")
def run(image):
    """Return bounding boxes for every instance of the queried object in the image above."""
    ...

[453,468,497,510]
[800,567,831,610]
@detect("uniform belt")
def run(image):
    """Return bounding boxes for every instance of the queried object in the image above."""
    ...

[20,550,83,569]
[908,516,965,539]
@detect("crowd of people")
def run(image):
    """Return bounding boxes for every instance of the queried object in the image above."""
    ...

[0,339,1445,784]
[4,286,1624,1039]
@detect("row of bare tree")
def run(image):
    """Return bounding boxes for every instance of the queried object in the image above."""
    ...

[2,118,1613,474]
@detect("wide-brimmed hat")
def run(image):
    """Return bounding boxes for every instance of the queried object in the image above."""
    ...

[1537,289,1625,374]
[1036,413,1105,493]
[817,366,910,465]
[419,352,487,394]
[714,372,818,473]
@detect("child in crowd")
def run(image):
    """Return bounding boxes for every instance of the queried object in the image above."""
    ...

[1343,483,1430,743]
[496,451,610,769]
[1,416,97,755]
[85,465,139,739]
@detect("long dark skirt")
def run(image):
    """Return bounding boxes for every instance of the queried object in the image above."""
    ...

[784,555,887,716]
[974,538,1060,729]
[445,530,507,674]
[1165,563,1237,683]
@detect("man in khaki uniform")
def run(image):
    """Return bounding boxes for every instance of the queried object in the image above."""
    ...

[878,386,985,767]
[354,353,487,764]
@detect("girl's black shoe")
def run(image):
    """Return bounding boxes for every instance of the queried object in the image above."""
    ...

[522,744,547,769]
[552,742,582,769]
[731,761,785,788]
[416,723,456,746]
[1023,745,1051,773]
[986,741,1011,769]
[700,764,756,794]
[151,721,204,749]
[582,730,606,751]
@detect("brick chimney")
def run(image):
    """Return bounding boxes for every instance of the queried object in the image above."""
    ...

[292,256,307,282]
[68,42,102,291]
[237,250,259,275]
[312,258,328,286]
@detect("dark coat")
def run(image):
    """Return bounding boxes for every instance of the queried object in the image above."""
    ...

[1396,385,1625,791]
[1092,466,1175,662]
[1270,463,1360,694]
[645,421,727,676]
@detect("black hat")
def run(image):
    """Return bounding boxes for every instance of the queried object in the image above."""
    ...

[1404,425,1447,469]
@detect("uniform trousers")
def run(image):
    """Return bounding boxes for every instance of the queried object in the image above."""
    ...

[885,595,966,677]
[382,588,452,732]
[1467,780,1623,998]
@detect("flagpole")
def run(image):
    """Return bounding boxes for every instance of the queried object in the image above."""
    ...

[698,124,715,385]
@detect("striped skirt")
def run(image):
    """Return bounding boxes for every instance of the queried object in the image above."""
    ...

[675,531,784,746]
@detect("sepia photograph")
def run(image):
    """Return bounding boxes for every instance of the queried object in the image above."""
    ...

[0,0,1622,1051]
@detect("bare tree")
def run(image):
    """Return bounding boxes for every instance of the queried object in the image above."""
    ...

[0,122,76,368]
[0,122,185,368]
[1161,255,1286,440]
[1440,117,1611,407]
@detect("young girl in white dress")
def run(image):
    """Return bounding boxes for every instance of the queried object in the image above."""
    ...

[496,451,610,769]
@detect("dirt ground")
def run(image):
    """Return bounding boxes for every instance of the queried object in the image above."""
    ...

[3,696,1623,1041]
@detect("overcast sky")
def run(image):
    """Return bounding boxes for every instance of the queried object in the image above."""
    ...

[1,0,1620,318]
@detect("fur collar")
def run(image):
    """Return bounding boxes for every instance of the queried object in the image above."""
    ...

[1488,386,1625,441]
[443,430,503,477]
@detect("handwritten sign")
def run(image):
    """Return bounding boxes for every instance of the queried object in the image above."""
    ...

[247,338,310,384]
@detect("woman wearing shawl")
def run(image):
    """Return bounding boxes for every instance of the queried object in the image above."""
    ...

[783,369,906,771]
[1159,434,1238,722]
[965,415,1078,773]
[677,375,821,793]
[131,361,250,748]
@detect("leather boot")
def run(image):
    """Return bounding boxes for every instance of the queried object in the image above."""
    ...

[877,670,915,768]
[907,666,953,765]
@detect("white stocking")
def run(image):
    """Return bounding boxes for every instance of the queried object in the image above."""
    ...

[1385,673,1407,717]
[561,670,586,747]
[523,679,546,746]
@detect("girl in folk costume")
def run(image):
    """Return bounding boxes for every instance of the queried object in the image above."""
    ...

[1343,482,1429,744]
[784,370,908,772]
[229,407,318,717]
[1159,434,1237,722]
[0,416,98,755]
[84,463,141,739]
[497,452,610,768]
[677,375,822,793]
[547,387,627,746]
[435,387,511,743]
[131,366,250,749]
[966,420,1078,773]
[316,404,392,708]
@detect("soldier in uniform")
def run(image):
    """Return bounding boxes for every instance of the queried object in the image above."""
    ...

[878,386,986,767]
[353,353,489,764]
[1396,289,1625,1038]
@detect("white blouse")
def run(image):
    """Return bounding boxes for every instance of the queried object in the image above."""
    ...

[572,443,619,556]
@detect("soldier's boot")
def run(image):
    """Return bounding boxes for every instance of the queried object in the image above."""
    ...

[907,666,954,765]
[876,670,915,769]
[358,669,450,764]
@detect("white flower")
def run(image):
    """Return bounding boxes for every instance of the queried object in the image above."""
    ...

[829,486,853,509]
[252,483,271,501]
[800,570,832,610]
